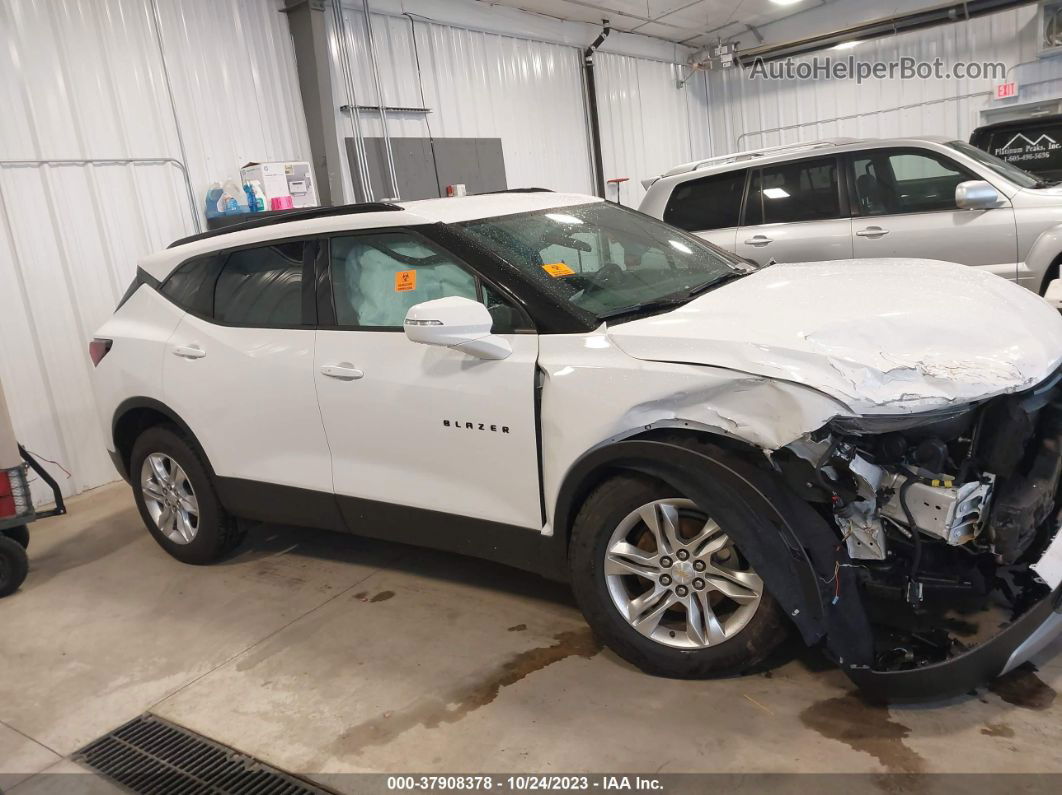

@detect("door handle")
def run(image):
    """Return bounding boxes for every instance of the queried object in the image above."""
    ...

[171,344,206,360]
[321,363,364,381]
[856,226,890,238]
[744,235,772,246]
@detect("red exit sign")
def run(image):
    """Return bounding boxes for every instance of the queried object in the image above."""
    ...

[994,81,1019,100]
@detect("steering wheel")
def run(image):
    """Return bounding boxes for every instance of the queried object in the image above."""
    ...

[583,261,623,295]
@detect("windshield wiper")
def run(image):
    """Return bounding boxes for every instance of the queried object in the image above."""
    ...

[597,270,753,321]
[1035,178,1061,188]
[596,296,692,321]
[686,269,750,298]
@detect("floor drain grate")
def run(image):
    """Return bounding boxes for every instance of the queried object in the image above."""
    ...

[73,714,326,794]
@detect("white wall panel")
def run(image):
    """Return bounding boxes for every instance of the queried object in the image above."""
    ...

[596,53,712,205]
[0,0,310,504]
[332,6,593,200]
[706,4,1062,155]
[154,0,312,205]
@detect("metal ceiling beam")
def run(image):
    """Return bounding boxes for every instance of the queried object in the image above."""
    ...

[736,0,1035,64]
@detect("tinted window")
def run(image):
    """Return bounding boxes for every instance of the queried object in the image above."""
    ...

[214,242,304,326]
[161,255,223,316]
[976,124,1062,180]
[330,232,479,329]
[663,169,746,231]
[748,157,841,224]
[852,149,974,215]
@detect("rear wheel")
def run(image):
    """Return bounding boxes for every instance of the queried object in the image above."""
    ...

[0,535,29,597]
[569,473,786,678]
[131,425,244,564]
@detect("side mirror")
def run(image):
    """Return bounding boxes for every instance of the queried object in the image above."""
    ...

[403,296,512,360]
[1045,278,1062,311]
[955,180,1000,210]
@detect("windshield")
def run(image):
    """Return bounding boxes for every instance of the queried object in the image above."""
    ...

[459,202,754,321]
[947,140,1044,188]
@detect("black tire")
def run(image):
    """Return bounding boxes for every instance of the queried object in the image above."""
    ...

[130,424,245,565]
[0,534,29,597]
[569,472,787,679]
[1040,259,1061,297]
[2,524,29,550]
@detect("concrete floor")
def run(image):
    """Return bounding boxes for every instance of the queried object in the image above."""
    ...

[3,483,1062,792]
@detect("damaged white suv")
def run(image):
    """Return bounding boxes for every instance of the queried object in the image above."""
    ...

[91,192,1062,700]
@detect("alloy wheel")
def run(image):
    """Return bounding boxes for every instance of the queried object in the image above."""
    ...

[604,498,764,649]
[140,453,200,545]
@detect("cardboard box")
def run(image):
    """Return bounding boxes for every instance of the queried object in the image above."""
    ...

[240,161,318,209]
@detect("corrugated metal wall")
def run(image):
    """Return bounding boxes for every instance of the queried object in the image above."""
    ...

[706,4,1062,154]
[596,53,712,206]
[0,0,310,504]
[0,0,701,505]
[331,5,595,201]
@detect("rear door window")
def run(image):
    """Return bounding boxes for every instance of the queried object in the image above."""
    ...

[213,241,305,327]
[663,169,747,232]
[746,157,842,225]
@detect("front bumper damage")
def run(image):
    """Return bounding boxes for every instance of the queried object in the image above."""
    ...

[773,366,1062,701]
[848,527,1062,702]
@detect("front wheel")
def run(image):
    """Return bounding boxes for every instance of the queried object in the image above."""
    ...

[569,473,787,678]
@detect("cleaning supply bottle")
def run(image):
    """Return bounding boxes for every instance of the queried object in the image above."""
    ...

[219,179,249,215]
[243,183,258,213]
[205,183,224,219]
[249,181,267,213]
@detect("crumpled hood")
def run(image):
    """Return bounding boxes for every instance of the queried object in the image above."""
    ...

[607,259,1062,413]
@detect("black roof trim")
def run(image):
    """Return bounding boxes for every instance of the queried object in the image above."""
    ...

[168,202,404,249]
[476,187,554,195]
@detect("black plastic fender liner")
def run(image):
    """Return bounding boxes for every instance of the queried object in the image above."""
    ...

[553,439,875,667]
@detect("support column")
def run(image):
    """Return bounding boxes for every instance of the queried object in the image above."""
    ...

[284,0,347,206]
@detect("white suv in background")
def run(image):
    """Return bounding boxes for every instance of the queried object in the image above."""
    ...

[90,192,1062,701]
[639,137,1062,303]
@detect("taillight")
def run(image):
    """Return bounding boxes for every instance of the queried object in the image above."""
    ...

[0,466,31,519]
[89,338,112,367]
[0,469,17,519]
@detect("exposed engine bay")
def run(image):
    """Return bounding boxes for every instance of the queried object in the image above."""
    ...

[775,369,1062,676]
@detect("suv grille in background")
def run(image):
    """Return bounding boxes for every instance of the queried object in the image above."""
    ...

[74,715,325,794]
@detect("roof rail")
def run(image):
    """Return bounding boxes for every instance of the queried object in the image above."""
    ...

[168,202,404,249]
[646,138,858,187]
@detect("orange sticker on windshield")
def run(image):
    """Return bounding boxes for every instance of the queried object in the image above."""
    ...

[395,270,416,292]
[542,262,575,278]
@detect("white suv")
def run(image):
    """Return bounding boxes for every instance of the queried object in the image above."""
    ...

[91,192,1062,700]
[639,137,1062,303]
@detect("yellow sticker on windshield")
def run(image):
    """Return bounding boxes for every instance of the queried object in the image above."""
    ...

[542,262,575,278]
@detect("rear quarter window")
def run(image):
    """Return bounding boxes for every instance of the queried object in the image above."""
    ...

[662,169,746,232]
[160,254,223,317]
